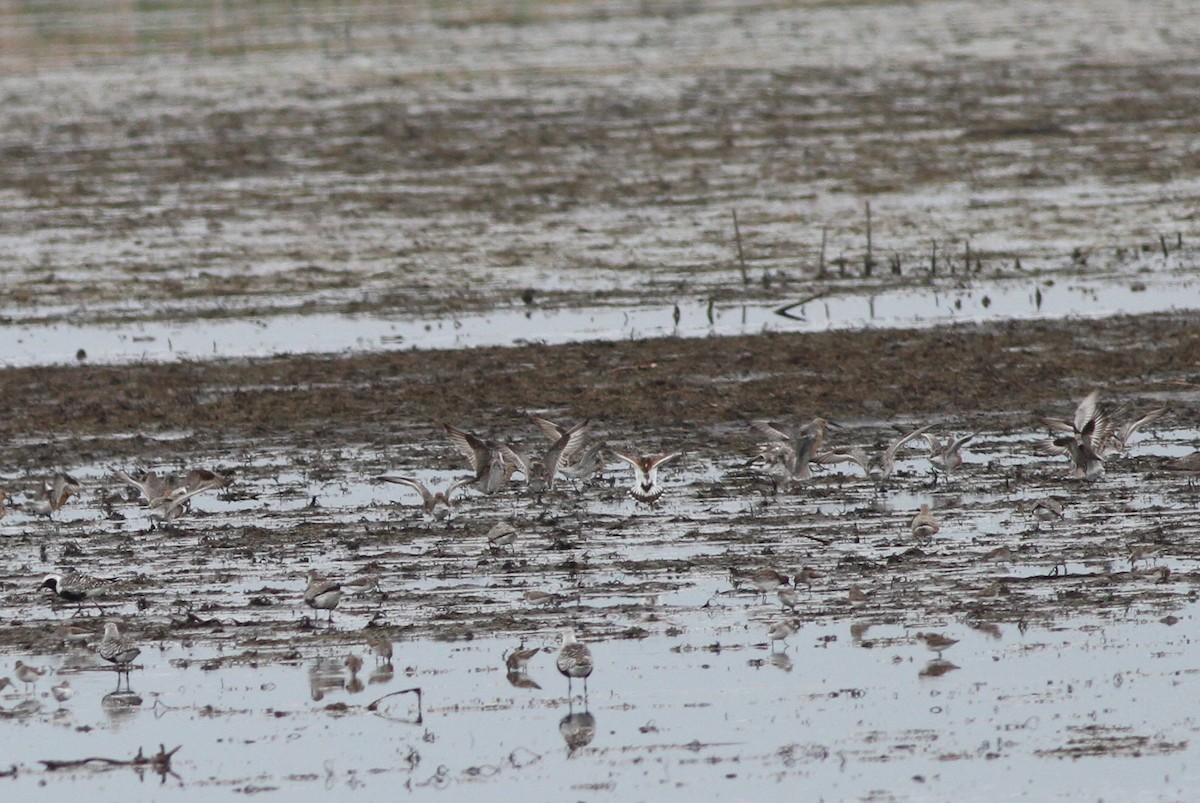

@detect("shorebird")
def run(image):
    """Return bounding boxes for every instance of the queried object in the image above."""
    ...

[40,571,111,615]
[748,567,791,602]
[767,619,797,650]
[98,623,141,681]
[13,660,45,692]
[914,631,958,658]
[376,475,473,522]
[112,469,182,503]
[1022,497,1065,529]
[749,417,834,483]
[1164,452,1200,473]
[612,451,682,505]
[304,570,342,622]
[531,416,607,485]
[1103,405,1168,455]
[25,473,84,525]
[505,645,540,672]
[506,418,591,495]
[367,635,393,665]
[924,431,979,482]
[1042,390,1114,479]
[142,469,230,528]
[343,574,381,595]
[743,440,797,494]
[910,503,941,541]
[819,425,932,488]
[486,521,519,553]
[443,423,523,494]
[51,680,74,707]
[556,629,594,700]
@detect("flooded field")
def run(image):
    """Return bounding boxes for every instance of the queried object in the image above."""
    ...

[3,0,1200,800]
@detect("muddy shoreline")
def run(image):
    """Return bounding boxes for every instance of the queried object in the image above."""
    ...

[1,311,1196,457]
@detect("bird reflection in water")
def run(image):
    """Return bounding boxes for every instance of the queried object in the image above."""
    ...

[559,705,596,757]
[505,644,542,690]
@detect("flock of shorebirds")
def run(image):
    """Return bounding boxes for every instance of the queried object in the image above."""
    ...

[2,390,1195,702]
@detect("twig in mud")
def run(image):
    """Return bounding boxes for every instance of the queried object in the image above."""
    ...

[863,201,874,277]
[816,226,828,279]
[774,291,829,321]
[731,209,748,286]
[1159,233,1169,259]
[610,361,660,374]
[40,744,181,774]
[366,686,423,724]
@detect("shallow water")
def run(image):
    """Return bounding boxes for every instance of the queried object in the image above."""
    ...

[4,0,1200,799]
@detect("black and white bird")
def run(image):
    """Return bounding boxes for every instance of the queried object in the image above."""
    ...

[98,622,141,670]
[40,571,111,615]
[612,451,682,505]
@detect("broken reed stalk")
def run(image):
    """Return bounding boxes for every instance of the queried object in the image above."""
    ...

[863,201,874,277]
[732,209,748,286]
[1160,233,1169,258]
[41,744,181,772]
[930,239,938,275]
[817,226,828,279]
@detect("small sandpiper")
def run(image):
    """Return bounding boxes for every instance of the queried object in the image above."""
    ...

[25,472,84,526]
[556,629,594,700]
[914,631,958,658]
[367,635,393,665]
[376,476,473,522]
[767,619,797,650]
[612,450,682,505]
[486,521,519,553]
[505,645,540,672]
[924,430,979,483]
[910,503,941,541]
[1042,390,1113,479]
[444,424,522,494]
[304,570,343,622]
[749,417,834,482]
[1023,497,1065,529]
[51,680,74,707]
[1104,405,1168,455]
[14,660,45,692]
[519,416,594,492]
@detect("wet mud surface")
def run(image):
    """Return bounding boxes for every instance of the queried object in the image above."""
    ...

[3,0,1200,798]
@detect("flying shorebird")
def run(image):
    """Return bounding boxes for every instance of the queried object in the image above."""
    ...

[1103,404,1168,455]
[443,424,523,494]
[748,417,834,483]
[505,419,591,494]
[376,475,473,521]
[531,416,608,485]
[1041,390,1114,479]
[612,451,682,505]
[304,570,343,622]
[924,430,980,483]
[818,424,932,488]
[556,629,594,700]
[25,472,84,525]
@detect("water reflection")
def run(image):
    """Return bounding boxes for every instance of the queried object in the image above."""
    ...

[559,706,596,757]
